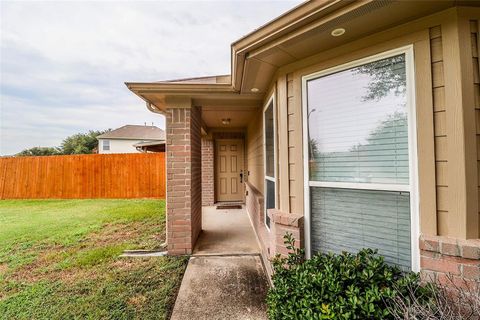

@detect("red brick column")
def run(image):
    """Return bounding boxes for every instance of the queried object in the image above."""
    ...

[268,209,304,257]
[165,106,202,255]
[201,137,214,206]
[420,235,480,287]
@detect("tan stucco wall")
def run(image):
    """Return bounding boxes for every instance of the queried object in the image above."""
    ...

[245,7,480,239]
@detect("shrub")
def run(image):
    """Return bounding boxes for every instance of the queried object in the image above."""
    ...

[266,233,432,319]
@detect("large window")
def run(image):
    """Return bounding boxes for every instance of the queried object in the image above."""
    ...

[264,96,276,230]
[303,47,418,271]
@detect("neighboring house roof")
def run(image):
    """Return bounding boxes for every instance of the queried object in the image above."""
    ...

[97,125,165,141]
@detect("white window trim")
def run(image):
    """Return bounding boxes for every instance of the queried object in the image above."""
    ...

[102,140,110,151]
[263,94,277,232]
[309,181,410,192]
[301,45,420,272]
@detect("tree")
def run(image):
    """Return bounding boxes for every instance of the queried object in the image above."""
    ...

[355,54,406,101]
[16,146,61,156]
[61,130,110,155]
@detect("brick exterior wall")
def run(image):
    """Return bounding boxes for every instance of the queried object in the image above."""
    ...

[165,107,202,255]
[268,209,304,257]
[245,182,264,232]
[190,106,202,248]
[201,137,214,206]
[245,181,303,278]
[245,182,272,275]
[420,235,480,287]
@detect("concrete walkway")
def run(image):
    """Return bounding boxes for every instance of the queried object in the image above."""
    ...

[170,206,269,320]
[193,206,260,255]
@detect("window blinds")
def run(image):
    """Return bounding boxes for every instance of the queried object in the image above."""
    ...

[310,188,411,270]
[306,53,413,270]
[307,54,408,185]
[264,101,275,229]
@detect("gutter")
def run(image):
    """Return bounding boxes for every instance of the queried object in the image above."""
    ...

[146,101,166,116]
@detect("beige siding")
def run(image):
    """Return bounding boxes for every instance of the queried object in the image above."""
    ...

[277,77,290,212]
[430,26,449,235]
[246,108,264,194]
[287,73,297,212]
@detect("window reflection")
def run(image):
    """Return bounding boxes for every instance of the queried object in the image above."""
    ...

[307,54,408,185]
[265,102,275,178]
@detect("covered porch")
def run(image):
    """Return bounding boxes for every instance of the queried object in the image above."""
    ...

[137,80,264,255]
[125,75,304,261]
[168,101,259,255]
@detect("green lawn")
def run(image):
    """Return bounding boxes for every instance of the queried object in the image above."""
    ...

[0,199,188,320]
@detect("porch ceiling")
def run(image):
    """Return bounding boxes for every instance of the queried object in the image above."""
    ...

[202,105,258,129]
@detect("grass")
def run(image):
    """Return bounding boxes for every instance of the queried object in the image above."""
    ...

[0,199,188,320]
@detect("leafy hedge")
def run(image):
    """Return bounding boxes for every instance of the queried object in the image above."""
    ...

[266,234,432,319]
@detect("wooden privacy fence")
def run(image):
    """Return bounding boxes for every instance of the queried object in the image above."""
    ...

[0,153,165,199]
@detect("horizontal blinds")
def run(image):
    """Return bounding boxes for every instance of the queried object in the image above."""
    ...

[310,187,411,271]
[266,179,275,228]
[265,102,275,178]
[307,54,408,185]
[264,100,275,229]
[307,53,413,270]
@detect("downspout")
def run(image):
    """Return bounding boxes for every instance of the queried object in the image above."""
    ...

[145,100,169,252]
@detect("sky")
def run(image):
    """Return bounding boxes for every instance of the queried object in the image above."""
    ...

[0,0,302,155]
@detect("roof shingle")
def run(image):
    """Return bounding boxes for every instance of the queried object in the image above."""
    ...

[97,125,165,140]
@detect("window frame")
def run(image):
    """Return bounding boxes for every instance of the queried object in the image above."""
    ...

[263,94,277,231]
[102,139,110,151]
[301,45,419,271]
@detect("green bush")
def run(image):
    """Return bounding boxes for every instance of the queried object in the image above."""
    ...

[266,234,432,319]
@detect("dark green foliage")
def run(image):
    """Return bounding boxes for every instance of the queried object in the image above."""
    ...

[16,146,61,156]
[60,129,110,154]
[267,233,431,320]
[15,129,110,157]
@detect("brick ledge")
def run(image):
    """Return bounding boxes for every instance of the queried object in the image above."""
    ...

[420,235,480,260]
[267,209,303,227]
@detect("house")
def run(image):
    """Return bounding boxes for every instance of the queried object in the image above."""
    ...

[96,125,165,154]
[126,1,480,284]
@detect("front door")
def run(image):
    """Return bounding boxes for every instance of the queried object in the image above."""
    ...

[215,139,244,202]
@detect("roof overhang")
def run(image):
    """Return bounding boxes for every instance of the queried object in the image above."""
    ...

[133,140,166,147]
[126,82,264,114]
[126,0,480,113]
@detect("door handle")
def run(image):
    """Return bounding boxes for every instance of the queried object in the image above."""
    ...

[240,171,243,183]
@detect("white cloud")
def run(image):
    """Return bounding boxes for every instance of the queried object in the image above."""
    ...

[0,0,301,155]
